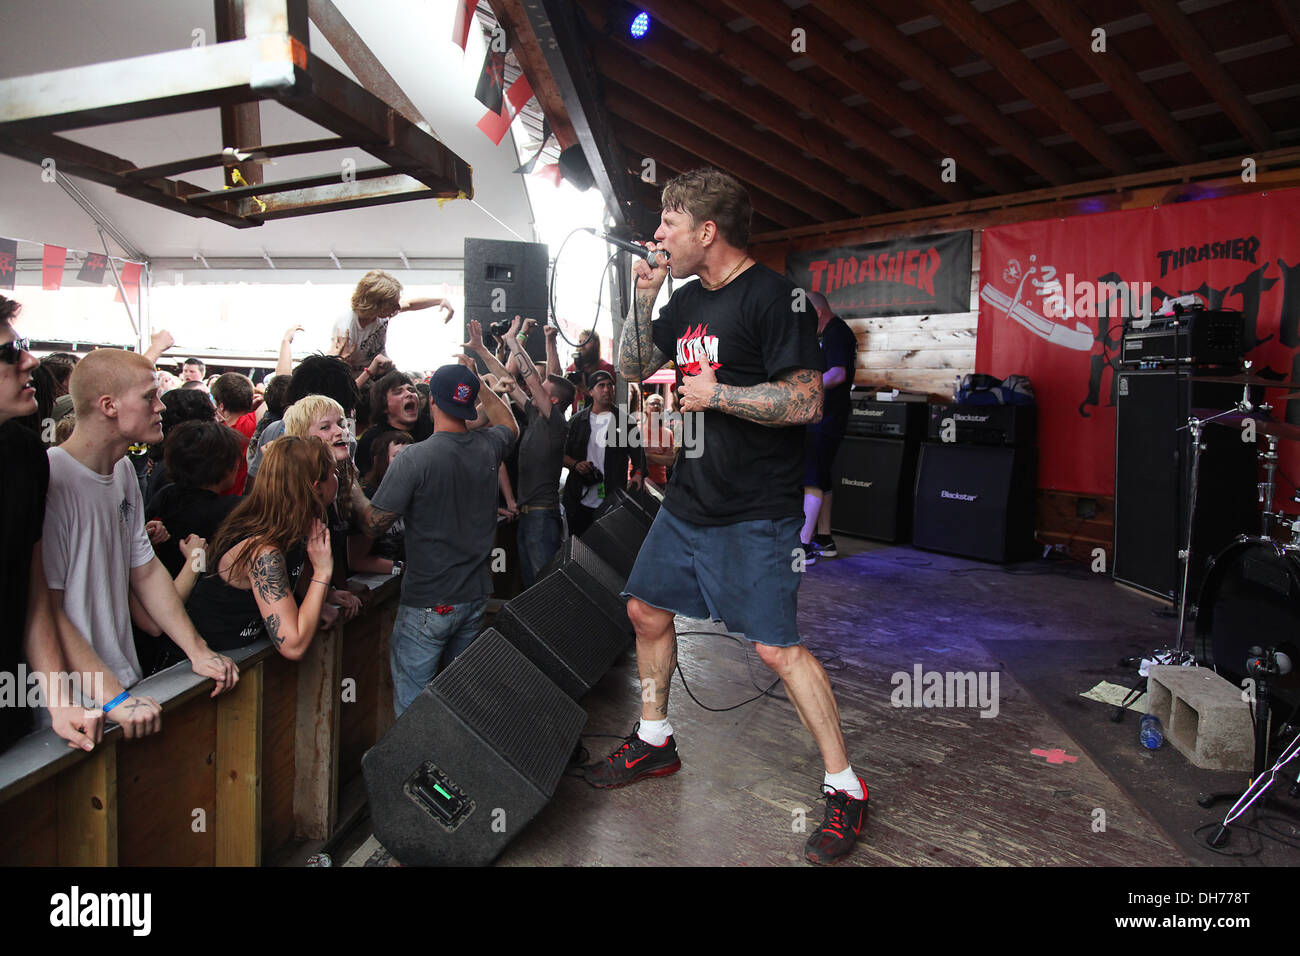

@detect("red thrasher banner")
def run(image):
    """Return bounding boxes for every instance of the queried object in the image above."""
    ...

[976,187,1300,496]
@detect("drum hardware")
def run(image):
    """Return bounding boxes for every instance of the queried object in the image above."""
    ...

[1196,646,1300,847]
[1170,408,1245,660]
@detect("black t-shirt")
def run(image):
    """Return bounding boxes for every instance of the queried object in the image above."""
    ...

[0,421,48,750]
[652,264,824,526]
[146,484,241,576]
[186,541,307,651]
[819,316,858,429]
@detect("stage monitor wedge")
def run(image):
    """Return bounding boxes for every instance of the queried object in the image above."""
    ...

[362,629,585,867]
[493,568,632,701]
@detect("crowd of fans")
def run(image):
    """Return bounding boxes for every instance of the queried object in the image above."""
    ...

[0,269,681,754]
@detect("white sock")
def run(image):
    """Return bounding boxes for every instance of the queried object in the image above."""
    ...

[637,718,673,746]
[825,766,864,799]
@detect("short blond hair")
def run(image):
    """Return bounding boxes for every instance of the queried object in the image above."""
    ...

[283,395,346,438]
[351,270,402,319]
[69,349,155,418]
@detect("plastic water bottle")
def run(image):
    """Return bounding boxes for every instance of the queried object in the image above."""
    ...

[1139,714,1164,749]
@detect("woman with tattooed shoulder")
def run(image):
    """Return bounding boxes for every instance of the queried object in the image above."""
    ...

[184,436,338,660]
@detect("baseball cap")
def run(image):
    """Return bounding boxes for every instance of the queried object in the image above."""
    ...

[429,364,480,420]
[587,369,615,387]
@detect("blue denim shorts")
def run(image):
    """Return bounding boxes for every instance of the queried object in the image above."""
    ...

[622,506,805,647]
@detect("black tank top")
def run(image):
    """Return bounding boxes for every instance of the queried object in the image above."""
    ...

[186,540,307,651]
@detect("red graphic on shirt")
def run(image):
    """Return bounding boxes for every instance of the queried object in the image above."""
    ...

[676,324,720,375]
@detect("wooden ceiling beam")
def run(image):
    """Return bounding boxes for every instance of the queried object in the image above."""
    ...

[1272,0,1300,53]
[604,83,845,225]
[1138,0,1277,153]
[486,0,577,149]
[613,121,809,229]
[630,0,946,207]
[580,0,884,214]
[806,0,1076,186]
[712,0,1023,195]
[920,0,1135,175]
[1025,0,1202,166]
[594,46,872,217]
[751,145,1300,245]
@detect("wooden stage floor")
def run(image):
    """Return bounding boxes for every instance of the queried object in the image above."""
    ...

[491,538,1195,867]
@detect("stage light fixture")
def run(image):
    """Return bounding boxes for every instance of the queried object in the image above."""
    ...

[630,12,650,38]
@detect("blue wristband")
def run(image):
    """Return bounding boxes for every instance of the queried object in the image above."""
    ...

[103,691,130,713]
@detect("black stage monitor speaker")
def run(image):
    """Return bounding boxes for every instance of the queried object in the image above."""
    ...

[362,629,585,866]
[464,237,549,362]
[581,503,648,579]
[1113,370,1259,601]
[912,443,1037,562]
[492,563,633,700]
[831,435,921,543]
[540,534,630,615]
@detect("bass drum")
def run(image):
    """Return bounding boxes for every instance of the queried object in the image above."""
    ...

[1195,536,1300,689]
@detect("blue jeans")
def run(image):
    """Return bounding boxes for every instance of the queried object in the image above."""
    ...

[517,509,563,587]
[390,598,488,715]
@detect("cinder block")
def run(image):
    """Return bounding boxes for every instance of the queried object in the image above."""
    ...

[1146,665,1253,772]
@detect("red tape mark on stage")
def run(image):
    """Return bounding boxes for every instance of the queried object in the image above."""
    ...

[1031,748,1078,764]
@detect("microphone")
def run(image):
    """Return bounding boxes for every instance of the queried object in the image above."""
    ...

[584,228,669,268]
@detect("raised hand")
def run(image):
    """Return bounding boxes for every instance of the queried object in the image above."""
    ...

[307,520,333,574]
[179,534,208,571]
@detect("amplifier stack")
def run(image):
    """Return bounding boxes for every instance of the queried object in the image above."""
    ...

[832,394,927,543]
[912,400,1038,563]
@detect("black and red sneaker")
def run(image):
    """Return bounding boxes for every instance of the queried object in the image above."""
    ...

[804,778,869,865]
[585,729,682,789]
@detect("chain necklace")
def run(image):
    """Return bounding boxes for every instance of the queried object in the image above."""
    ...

[701,256,750,291]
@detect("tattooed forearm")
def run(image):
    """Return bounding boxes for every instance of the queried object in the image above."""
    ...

[360,505,399,539]
[251,550,289,603]
[707,368,824,426]
[618,291,670,381]
[264,613,283,648]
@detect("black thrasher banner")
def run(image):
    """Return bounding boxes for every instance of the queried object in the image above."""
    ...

[787,231,972,318]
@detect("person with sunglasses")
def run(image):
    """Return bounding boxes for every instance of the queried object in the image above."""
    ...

[0,297,102,753]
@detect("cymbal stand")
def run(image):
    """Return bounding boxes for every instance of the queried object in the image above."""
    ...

[1259,434,1280,538]
[1173,408,1240,658]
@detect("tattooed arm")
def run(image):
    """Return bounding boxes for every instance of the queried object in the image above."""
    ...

[354,501,401,540]
[677,366,824,427]
[249,535,331,660]
[617,289,672,383]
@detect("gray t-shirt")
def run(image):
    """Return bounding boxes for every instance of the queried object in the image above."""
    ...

[516,403,568,509]
[372,424,515,606]
[333,310,391,375]
[43,449,156,689]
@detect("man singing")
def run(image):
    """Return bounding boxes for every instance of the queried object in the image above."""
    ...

[598,167,869,865]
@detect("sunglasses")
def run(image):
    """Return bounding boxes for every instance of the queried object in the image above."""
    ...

[0,335,31,364]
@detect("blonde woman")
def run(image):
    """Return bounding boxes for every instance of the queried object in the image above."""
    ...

[332,270,454,381]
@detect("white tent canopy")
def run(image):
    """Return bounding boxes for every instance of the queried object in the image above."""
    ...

[0,0,538,264]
